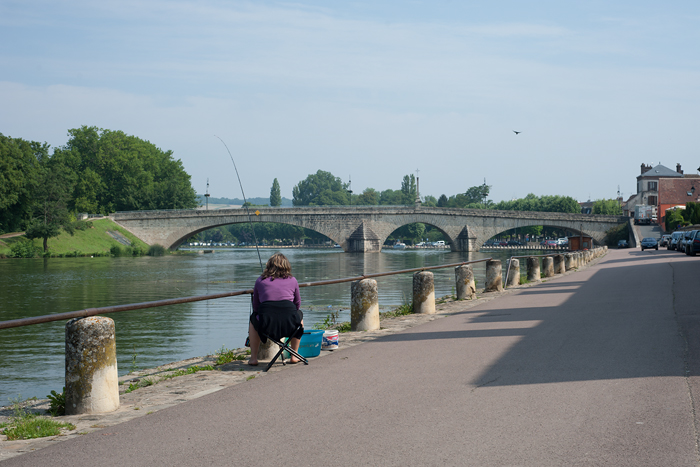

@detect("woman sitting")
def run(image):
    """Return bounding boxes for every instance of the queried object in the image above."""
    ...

[248,253,304,366]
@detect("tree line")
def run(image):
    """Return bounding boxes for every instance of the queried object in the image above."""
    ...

[1,127,198,250]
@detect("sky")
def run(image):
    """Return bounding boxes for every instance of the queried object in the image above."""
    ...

[2,1,699,203]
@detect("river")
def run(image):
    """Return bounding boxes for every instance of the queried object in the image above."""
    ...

[0,247,527,403]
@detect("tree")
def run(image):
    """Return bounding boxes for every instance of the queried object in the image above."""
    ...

[401,174,417,204]
[292,170,349,206]
[356,188,379,205]
[52,126,198,214]
[24,159,76,252]
[422,195,438,207]
[591,199,622,215]
[437,194,448,207]
[270,178,281,207]
[464,183,491,205]
[0,134,43,233]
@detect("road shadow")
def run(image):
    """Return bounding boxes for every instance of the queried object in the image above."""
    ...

[373,251,700,386]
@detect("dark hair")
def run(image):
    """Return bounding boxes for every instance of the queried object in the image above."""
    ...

[260,253,292,280]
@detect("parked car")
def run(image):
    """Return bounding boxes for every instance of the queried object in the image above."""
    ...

[640,237,658,251]
[557,238,569,246]
[544,240,559,247]
[685,230,700,256]
[617,239,629,248]
[507,240,524,246]
[659,234,671,247]
[669,231,684,250]
[679,231,696,253]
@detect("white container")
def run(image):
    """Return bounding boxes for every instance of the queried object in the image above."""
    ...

[322,330,339,350]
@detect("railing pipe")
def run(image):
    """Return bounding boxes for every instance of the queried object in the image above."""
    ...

[0,258,491,330]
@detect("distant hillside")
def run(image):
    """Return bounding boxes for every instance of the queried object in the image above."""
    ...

[195,195,293,206]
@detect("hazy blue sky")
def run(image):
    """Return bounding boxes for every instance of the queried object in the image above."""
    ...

[2,1,699,202]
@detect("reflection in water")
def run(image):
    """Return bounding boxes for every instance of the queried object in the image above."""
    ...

[0,248,520,402]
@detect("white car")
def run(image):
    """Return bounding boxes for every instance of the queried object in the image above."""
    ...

[557,238,568,246]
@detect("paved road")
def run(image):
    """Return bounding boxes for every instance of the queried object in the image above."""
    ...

[5,248,700,466]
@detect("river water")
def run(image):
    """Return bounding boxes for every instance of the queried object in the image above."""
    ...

[0,247,524,403]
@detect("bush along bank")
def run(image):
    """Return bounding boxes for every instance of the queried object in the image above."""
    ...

[0,218,157,258]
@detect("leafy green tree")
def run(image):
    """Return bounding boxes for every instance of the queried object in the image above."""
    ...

[493,194,580,213]
[24,159,76,252]
[437,194,448,207]
[0,134,43,233]
[53,126,197,214]
[665,208,685,231]
[292,170,349,206]
[356,188,379,205]
[591,199,622,215]
[686,202,700,225]
[401,174,417,204]
[464,183,491,205]
[422,195,438,207]
[270,178,281,207]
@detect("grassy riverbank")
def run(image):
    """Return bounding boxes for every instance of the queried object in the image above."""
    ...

[0,218,151,258]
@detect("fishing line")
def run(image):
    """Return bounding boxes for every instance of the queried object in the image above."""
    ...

[214,135,264,275]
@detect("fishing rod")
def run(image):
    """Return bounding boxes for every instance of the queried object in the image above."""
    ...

[214,135,264,275]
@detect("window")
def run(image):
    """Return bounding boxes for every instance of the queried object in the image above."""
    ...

[648,196,657,205]
[648,181,658,191]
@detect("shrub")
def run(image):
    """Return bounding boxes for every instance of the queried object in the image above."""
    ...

[110,245,123,256]
[148,244,166,256]
[46,388,65,416]
[10,238,38,258]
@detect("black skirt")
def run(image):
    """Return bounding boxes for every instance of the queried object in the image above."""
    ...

[250,300,304,343]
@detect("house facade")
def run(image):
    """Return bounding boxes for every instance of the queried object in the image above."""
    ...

[624,163,700,229]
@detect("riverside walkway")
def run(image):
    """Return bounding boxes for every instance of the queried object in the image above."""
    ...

[4,248,700,466]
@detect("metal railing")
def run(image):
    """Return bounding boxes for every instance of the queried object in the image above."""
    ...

[0,258,492,331]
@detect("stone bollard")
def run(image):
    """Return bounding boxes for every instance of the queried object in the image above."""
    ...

[543,257,554,277]
[527,257,541,283]
[506,259,520,287]
[65,316,119,415]
[413,271,436,314]
[257,338,279,361]
[351,278,380,331]
[484,259,503,292]
[565,253,574,271]
[455,265,476,300]
[553,255,565,274]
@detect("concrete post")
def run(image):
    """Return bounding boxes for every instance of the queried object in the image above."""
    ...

[565,253,574,271]
[553,255,565,274]
[257,339,279,361]
[543,256,554,277]
[506,259,520,287]
[484,259,503,292]
[455,265,476,300]
[413,271,436,314]
[351,278,380,331]
[526,257,541,283]
[65,316,119,415]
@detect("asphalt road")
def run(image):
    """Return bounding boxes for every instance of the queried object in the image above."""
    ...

[4,248,700,466]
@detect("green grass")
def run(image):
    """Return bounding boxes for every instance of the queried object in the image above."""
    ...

[0,218,150,257]
[123,365,215,393]
[1,396,75,440]
[214,346,248,365]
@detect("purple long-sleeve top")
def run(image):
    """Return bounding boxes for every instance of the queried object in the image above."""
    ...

[252,276,301,312]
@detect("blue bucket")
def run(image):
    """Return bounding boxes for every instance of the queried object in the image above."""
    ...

[283,330,323,359]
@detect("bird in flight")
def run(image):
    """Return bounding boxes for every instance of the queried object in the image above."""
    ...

[513,131,521,135]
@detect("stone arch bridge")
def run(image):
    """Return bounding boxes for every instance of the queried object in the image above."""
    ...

[110,207,626,252]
